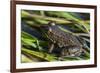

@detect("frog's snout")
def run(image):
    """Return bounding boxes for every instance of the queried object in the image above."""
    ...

[41,25,49,31]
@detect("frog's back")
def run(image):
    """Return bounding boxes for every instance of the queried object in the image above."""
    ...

[47,25,82,48]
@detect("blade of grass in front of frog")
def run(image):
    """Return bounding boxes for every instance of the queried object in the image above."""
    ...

[22,48,58,62]
[22,31,58,59]
[21,39,45,52]
[22,47,47,62]
[36,40,43,51]
[22,31,40,48]
[22,49,48,62]
[22,31,45,51]
[22,30,48,48]
[21,38,37,48]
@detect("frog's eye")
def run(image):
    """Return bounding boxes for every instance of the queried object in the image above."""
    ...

[51,22,55,26]
[48,21,56,26]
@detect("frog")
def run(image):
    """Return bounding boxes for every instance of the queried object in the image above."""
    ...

[39,21,83,58]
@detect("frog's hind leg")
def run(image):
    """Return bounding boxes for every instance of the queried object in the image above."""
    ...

[58,46,82,61]
[60,48,69,57]
[68,46,82,57]
[58,48,69,61]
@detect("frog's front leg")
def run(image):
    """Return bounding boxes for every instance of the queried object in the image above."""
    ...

[48,43,55,53]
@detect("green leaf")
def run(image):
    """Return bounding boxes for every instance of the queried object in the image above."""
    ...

[22,48,58,62]
[21,54,33,63]
[21,31,37,40]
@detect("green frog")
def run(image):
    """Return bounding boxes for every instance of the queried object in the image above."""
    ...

[40,22,83,57]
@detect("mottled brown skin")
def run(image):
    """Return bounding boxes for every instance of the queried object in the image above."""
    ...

[41,22,83,57]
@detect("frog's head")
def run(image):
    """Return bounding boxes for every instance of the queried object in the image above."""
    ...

[41,21,56,33]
